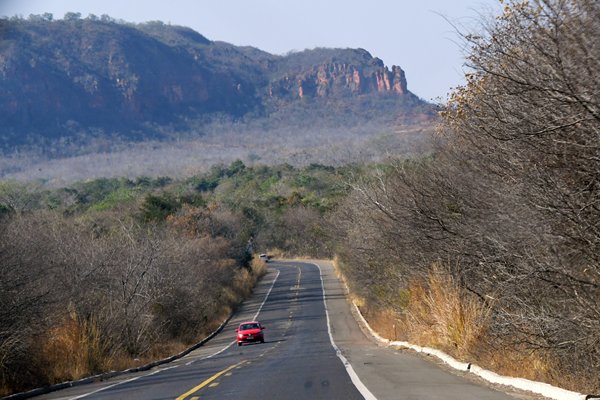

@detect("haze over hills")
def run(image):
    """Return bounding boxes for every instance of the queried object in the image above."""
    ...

[0,14,436,184]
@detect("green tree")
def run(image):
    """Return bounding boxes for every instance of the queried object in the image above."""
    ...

[140,194,180,222]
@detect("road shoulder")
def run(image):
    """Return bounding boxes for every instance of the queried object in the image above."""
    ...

[313,259,537,400]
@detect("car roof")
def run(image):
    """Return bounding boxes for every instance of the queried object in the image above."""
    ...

[239,321,260,325]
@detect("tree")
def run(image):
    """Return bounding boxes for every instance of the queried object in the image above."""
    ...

[334,0,599,391]
[63,12,81,21]
[444,0,599,371]
[0,181,42,213]
[140,194,180,222]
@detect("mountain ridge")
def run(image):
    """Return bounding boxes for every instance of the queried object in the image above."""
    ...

[0,15,433,150]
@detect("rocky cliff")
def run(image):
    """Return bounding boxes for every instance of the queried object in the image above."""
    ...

[268,51,408,99]
[0,16,428,148]
[0,18,262,137]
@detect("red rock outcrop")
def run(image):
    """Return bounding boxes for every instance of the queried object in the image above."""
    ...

[269,59,408,100]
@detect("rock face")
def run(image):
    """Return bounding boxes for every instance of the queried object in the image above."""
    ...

[0,17,425,147]
[270,61,407,99]
[267,48,408,100]
[0,18,261,139]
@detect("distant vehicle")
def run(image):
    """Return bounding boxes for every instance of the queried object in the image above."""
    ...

[259,254,271,262]
[235,321,265,346]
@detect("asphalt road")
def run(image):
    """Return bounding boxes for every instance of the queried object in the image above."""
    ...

[35,261,524,400]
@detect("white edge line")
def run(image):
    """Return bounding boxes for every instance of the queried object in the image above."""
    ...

[69,375,143,400]
[69,268,281,400]
[252,269,281,321]
[200,268,281,362]
[312,262,378,400]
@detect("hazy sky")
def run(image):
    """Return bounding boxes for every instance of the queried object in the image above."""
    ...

[0,0,501,102]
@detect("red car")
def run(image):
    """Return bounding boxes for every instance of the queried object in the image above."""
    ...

[235,321,265,346]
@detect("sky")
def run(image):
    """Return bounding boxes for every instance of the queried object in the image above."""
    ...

[0,0,502,102]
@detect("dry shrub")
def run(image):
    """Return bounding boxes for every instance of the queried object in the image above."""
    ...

[215,258,268,331]
[364,308,401,340]
[475,346,558,384]
[40,311,103,382]
[144,341,188,361]
[250,256,267,277]
[220,286,238,305]
[400,264,490,358]
[231,256,267,300]
[390,264,559,384]
[337,259,566,388]
[232,268,253,299]
[1,208,272,396]
[102,352,141,373]
[264,247,287,259]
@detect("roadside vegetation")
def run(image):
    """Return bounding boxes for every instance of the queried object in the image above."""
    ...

[0,162,347,395]
[332,0,599,393]
[1,0,597,396]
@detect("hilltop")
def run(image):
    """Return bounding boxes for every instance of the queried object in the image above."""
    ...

[0,15,434,153]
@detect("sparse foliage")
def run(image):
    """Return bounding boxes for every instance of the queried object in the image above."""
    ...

[0,161,343,395]
[333,0,599,392]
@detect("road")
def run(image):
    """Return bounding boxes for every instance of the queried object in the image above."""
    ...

[36,261,524,400]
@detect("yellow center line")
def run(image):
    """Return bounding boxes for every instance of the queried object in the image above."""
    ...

[175,360,245,400]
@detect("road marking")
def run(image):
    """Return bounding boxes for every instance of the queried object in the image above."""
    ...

[68,376,144,400]
[182,263,292,394]
[63,269,282,399]
[251,269,280,320]
[208,382,219,387]
[187,268,281,365]
[68,368,163,399]
[312,262,378,400]
[175,360,244,400]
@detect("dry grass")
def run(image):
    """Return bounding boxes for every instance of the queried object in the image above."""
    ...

[399,264,491,358]
[351,262,566,389]
[230,258,267,300]
[476,346,558,383]
[40,311,103,382]
[250,256,268,278]
[365,309,402,340]
[398,264,561,384]
[16,258,271,393]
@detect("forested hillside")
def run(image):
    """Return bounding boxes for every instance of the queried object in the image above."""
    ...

[0,14,432,152]
[0,14,434,184]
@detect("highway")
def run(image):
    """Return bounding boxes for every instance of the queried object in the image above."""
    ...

[36,261,525,400]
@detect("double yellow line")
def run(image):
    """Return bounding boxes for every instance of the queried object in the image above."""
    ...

[175,360,246,400]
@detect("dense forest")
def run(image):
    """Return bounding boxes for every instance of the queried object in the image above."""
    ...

[0,0,598,396]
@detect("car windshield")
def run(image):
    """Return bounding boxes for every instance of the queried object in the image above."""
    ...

[240,323,259,330]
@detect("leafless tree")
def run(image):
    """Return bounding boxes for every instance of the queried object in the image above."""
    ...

[333,0,599,390]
